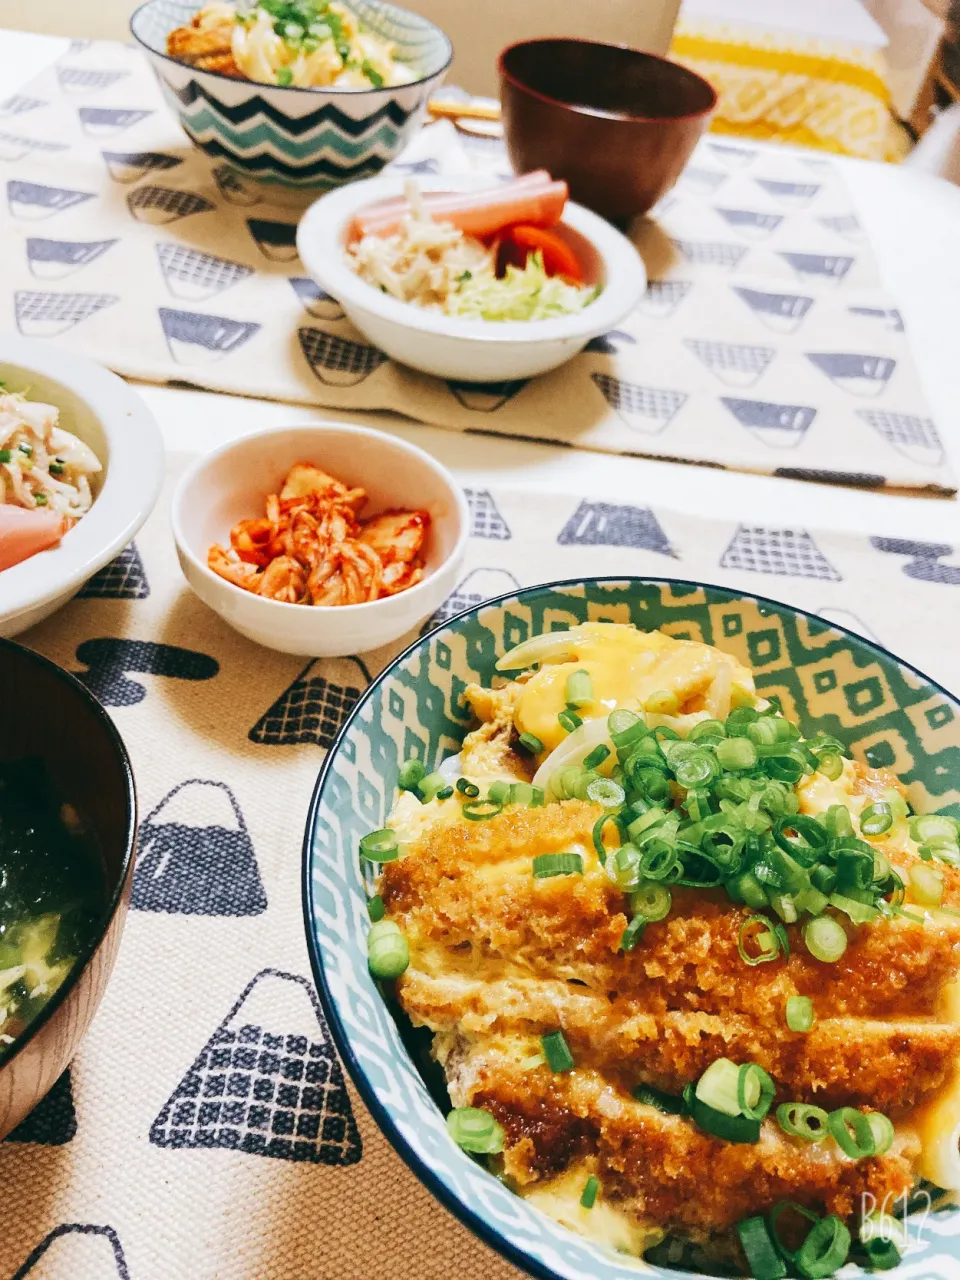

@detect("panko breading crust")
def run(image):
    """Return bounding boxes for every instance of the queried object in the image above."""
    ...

[381,798,960,1244]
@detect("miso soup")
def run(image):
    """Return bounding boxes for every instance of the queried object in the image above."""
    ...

[0,758,108,1056]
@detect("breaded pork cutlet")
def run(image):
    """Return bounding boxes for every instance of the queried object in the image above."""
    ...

[382,798,960,1251]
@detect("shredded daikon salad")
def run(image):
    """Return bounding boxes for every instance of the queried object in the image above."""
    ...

[0,389,102,520]
[345,182,599,322]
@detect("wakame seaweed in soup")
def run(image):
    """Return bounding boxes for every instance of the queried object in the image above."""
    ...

[0,758,107,1056]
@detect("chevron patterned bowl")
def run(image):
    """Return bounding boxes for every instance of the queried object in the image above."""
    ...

[130,0,452,188]
[303,577,960,1280]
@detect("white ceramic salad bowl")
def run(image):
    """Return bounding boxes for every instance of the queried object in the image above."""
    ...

[296,174,647,381]
[0,336,164,638]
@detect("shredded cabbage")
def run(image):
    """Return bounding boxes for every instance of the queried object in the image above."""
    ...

[447,251,599,322]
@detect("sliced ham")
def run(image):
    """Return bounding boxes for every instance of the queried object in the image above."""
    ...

[0,504,65,571]
[350,172,568,241]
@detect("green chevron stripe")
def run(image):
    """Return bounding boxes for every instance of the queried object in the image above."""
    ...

[181,107,402,160]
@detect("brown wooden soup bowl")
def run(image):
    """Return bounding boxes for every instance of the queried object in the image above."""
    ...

[0,638,136,1139]
[499,38,717,221]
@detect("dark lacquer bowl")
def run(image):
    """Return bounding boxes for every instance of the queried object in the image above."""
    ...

[0,639,136,1138]
[499,38,717,221]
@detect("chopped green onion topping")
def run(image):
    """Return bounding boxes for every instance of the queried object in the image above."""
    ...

[48,459,65,476]
[776,1102,829,1142]
[716,737,759,772]
[0,449,10,464]
[629,880,672,923]
[769,1201,821,1264]
[419,771,448,803]
[276,66,294,85]
[580,1175,600,1209]
[541,1029,575,1072]
[461,799,502,821]
[795,1215,850,1279]
[583,743,611,771]
[367,894,385,922]
[532,852,583,879]
[586,777,624,808]
[33,492,48,505]
[517,731,544,755]
[909,863,943,906]
[803,915,847,963]
[696,1058,742,1117]
[558,709,582,733]
[398,758,425,791]
[817,752,844,781]
[367,920,409,979]
[359,828,399,863]
[456,778,480,798]
[436,786,454,800]
[827,1106,876,1158]
[737,1063,775,1121]
[737,1215,787,1280]
[786,995,814,1033]
[911,813,958,843]
[592,813,619,865]
[611,844,643,892]
[685,1082,761,1143]
[631,1083,685,1113]
[860,802,893,837]
[447,1106,504,1154]
[620,915,647,951]
[18,442,32,456]
[609,708,642,738]
[865,1111,895,1156]
[565,669,593,708]
[738,915,783,966]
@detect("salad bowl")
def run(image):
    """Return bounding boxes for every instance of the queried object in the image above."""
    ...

[0,335,164,639]
[296,174,647,381]
[303,576,960,1280]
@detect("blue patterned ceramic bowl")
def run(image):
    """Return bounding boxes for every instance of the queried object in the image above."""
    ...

[303,578,960,1280]
[130,0,452,188]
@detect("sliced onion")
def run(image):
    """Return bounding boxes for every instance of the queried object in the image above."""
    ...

[496,627,586,672]
[645,710,711,735]
[705,663,732,721]
[533,717,612,792]
[438,753,463,784]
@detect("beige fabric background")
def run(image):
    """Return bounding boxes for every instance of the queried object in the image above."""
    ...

[2,456,960,1278]
[0,39,952,492]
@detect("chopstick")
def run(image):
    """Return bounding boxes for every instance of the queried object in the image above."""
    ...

[427,99,502,123]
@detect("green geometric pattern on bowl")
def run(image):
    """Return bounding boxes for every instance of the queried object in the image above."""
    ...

[132,0,451,187]
[304,578,960,1280]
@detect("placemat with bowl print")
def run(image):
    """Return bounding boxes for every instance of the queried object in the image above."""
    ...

[0,38,952,495]
[2,455,959,1280]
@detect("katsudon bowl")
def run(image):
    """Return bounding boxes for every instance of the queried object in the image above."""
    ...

[302,577,960,1280]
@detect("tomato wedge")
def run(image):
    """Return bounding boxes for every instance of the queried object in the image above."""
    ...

[500,224,584,282]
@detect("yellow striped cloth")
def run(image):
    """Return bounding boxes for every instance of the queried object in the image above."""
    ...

[670,16,904,162]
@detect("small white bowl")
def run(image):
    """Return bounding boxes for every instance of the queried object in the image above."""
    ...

[296,174,647,382]
[171,424,469,656]
[0,335,164,639]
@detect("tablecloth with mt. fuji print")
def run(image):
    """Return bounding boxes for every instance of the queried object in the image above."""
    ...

[2,450,960,1279]
[0,36,953,492]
